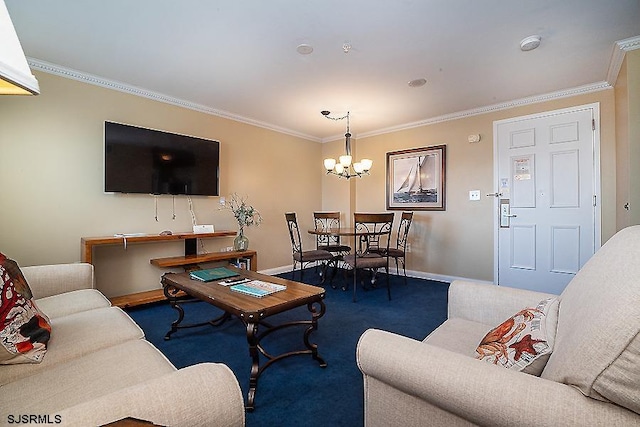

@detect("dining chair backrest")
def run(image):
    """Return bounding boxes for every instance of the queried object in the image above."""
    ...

[354,213,394,255]
[313,212,342,248]
[285,212,303,255]
[395,212,414,251]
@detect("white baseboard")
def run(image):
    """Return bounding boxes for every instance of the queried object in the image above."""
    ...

[402,268,493,285]
[258,264,494,286]
[259,265,292,276]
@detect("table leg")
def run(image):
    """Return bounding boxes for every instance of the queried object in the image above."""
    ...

[305,299,327,367]
[243,297,327,411]
[245,320,260,412]
[163,283,184,340]
[163,282,232,340]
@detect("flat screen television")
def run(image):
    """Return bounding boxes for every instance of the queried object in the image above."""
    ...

[104,121,220,196]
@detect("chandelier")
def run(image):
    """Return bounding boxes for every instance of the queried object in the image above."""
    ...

[321,110,372,179]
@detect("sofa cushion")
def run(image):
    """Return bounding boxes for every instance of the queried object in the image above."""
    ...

[0,254,52,365]
[541,225,640,414]
[0,339,175,415]
[35,289,111,319]
[423,318,493,356]
[475,298,558,376]
[21,263,95,300]
[0,306,143,385]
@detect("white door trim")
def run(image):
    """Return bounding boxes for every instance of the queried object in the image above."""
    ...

[492,102,602,284]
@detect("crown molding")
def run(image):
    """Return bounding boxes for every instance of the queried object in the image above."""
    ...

[356,81,612,140]
[29,33,633,144]
[606,35,640,86]
[27,58,321,143]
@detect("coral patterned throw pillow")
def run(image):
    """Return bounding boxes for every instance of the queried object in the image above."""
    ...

[475,297,558,376]
[0,253,51,364]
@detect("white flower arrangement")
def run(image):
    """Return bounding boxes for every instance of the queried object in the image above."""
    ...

[224,193,263,232]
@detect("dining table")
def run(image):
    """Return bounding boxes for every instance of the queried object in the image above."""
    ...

[307,227,386,251]
[307,227,361,238]
[307,227,390,288]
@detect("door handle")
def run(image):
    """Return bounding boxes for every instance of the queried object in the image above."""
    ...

[499,199,516,228]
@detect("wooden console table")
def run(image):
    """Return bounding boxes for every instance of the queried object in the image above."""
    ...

[150,250,256,271]
[82,231,258,308]
[81,231,237,264]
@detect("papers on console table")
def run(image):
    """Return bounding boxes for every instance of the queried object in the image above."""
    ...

[230,280,287,298]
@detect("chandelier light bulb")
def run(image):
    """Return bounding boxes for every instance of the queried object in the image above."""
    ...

[353,162,364,173]
[339,155,352,167]
[334,163,344,174]
[324,158,336,171]
[360,159,373,171]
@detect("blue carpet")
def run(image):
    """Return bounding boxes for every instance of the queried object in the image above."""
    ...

[127,269,449,426]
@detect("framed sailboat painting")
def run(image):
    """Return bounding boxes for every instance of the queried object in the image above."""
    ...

[386,145,446,210]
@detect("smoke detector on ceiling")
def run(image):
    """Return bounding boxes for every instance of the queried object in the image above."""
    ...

[408,78,427,88]
[296,44,314,55]
[520,35,542,51]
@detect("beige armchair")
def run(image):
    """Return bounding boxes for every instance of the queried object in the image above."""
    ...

[357,225,640,426]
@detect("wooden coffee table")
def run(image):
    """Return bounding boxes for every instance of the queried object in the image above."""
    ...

[160,267,327,411]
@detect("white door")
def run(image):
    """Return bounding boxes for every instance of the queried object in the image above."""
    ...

[494,104,600,294]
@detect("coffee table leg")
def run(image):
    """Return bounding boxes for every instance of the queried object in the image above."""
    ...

[243,297,326,411]
[163,284,184,340]
[162,282,232,341]
[245,320,259,412]
[305,300,327,367]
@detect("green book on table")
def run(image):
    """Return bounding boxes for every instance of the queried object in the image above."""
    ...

[189,267,239,282]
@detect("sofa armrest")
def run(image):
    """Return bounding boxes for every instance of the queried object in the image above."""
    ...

[357,329,638,427]
[448,280,556,325]
[21,263,95,299]
[56,363,245,427]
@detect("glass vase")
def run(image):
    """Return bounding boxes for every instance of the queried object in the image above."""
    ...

[234,229,249,251]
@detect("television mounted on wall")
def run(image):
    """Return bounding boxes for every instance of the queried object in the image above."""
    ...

[104,121,220,196]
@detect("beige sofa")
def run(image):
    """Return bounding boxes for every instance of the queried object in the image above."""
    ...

[357,225,640,426]
[0,263,245,427]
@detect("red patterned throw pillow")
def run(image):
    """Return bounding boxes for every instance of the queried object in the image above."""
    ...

[0,253,51,364]
[475,297,558,376]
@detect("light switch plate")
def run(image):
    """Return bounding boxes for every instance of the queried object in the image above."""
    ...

[469,190,481,201]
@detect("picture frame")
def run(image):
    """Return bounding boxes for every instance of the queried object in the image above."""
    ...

[386,145,446,211]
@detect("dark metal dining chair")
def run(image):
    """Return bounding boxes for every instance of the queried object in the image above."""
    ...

[386,211,413,285]
[285,212,335,283]
[313,211,352,255]
[342,213,394,302]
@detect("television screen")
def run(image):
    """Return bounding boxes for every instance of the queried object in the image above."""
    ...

[104,121,219,196]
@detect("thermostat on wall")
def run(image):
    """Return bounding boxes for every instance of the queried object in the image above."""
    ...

[468,134,481,143]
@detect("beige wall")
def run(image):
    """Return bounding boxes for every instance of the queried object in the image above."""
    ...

[0,66,628,296]
[614,49,640,229]
[616,55,631,229]
[323,90,617,282]
[630,50,640,226]
[0,72,322,297]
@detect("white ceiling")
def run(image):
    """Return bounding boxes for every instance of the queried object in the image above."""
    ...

[6,0,640,142]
